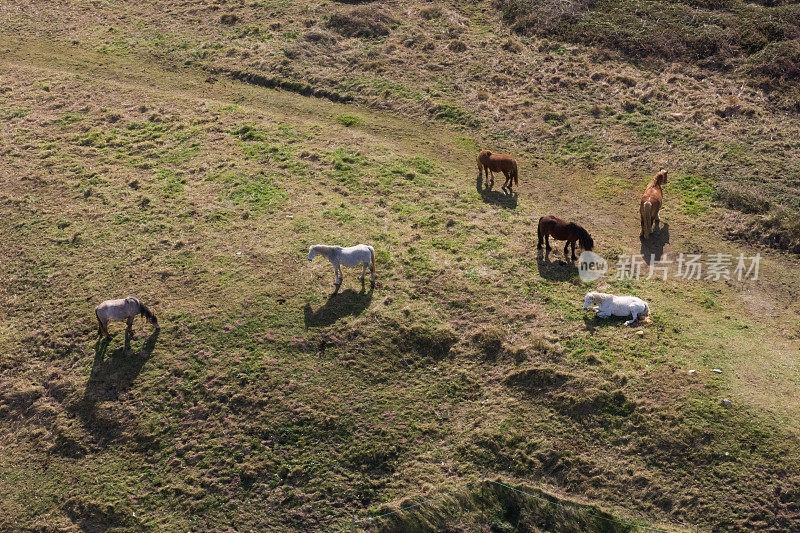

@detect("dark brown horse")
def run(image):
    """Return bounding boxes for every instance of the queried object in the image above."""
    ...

[640,169,668,239]
[477,150,518,191]
[537,215,594,262]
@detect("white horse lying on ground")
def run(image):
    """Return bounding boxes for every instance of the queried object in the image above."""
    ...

[583,291,650,326]
[308,244,375,288]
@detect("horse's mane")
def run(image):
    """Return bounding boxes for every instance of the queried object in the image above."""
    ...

[138,302,156,322]
[588,291,612,301]
[647,169,668,188]
[576,225,594,251]
[310,244,337,255]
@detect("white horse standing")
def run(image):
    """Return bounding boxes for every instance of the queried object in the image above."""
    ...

[308,244,375,288]
[583,291,650,326]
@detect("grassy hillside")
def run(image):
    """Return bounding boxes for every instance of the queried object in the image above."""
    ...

[7,0,800,251]
[1,2,800,531]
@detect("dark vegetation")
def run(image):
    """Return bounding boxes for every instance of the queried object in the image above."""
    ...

[365,479,633,532]
[497,0,800,98]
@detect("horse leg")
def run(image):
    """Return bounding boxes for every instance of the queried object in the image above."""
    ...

[625,311,639,326]
[545,234,551,251]
[360,262,366,281]
[564,241,570,260]
[571,241,577,262]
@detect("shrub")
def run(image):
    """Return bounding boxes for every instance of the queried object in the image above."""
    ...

[403,324,458,360]
[621,99,637,113]
[495,0,800,85]
[304,30,335,44]
[718,186,771,214]
[501,37,524,53]
[327,6,395,38]
[336,113,362,127]
[448,40,467,52]
[542,111,567,125]
[418,6,442,20]
[220,13,239,25]
[473,326,505,358]
[743,39,800,89]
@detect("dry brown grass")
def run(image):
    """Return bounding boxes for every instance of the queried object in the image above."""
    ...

[327,5,396,38]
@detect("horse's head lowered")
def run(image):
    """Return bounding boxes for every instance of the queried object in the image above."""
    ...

[308,246,317,261]
[139,302,159,328]
[577,227,594,252]
[583,291,611,310]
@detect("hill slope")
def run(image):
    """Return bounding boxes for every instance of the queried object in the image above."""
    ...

[1,2,800,531]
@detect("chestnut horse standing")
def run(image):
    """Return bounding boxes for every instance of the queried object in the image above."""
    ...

[477,150,518,191]
[640,169,668,239]
[537,215,594,262]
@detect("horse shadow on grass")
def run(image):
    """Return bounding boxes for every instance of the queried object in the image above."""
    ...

[62,330,161,450]
[582,313,632,334]
[303,287,373,328]
[476,174,517,209]
[85,329,160,403]
[640,221,670,264]
[536,249,578,281]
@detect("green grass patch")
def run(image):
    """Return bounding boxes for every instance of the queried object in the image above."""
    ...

[55,112,84,125]
[673,174,715,215]
[214,171,287,211]
[4,107,30,119]
[431,103,481,127]
[336,114,362,127]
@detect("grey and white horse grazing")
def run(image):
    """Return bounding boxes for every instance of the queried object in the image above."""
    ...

[308,244,375,288]
[95,297,159,338]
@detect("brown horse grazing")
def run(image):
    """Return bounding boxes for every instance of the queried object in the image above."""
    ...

[537,215,594,262]
[476,150,518,191]
[640,169,668,239]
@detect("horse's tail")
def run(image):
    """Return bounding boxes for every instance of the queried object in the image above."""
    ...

[369,245,375,274]
[95,307,104,336]
[641,201,653,238]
